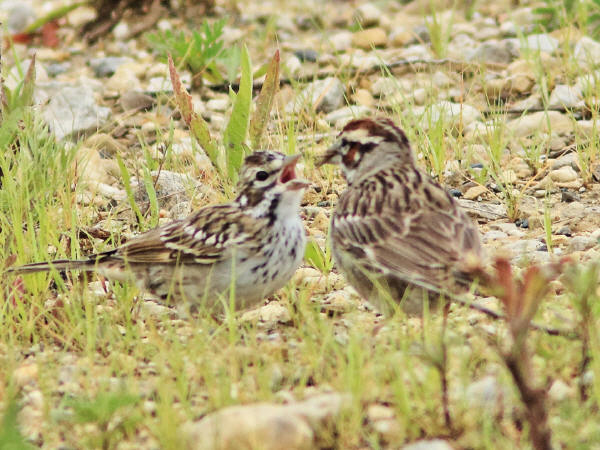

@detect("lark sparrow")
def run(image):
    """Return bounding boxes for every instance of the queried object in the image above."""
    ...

[8,151,310,311]
[318,117,484,315]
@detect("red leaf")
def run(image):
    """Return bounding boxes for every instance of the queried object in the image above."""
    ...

[41,21,59,48]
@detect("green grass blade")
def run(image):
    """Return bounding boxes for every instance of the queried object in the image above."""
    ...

[249,50,280,149]
[223,45,252,181]
[23,2,87,33]
[168,54,221,173]
[116,153,144,226]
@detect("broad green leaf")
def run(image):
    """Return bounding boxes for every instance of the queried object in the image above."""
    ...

[168,54,221,172]
[249,50,279,149]
[304,238,333,274]
[223,45,252,181]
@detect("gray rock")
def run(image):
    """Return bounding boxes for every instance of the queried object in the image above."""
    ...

[40,82,111,141]
[470,40,514,64]
[465,376,504,410]
[286,77,345,114]
[4,1,36,32]
[402,439,453,450]
[46,62,70,77]
[294,49,318,62]
[568,235,597,252]
[89,56,134,77]
[503,239,546,255]
[550,152,578,170]
[183,393,351,450]
[120,90,156,111]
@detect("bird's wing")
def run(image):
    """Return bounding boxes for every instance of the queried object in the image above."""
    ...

[103,204,267,264]
[332,168,483,289]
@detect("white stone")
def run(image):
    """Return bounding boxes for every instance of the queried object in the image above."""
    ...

[354,3,381,27]
[402,439,453,450]
[507,111,572,137]
[549,84,584,108]
[574,36,600,67]
[550,166,578,183]
[184,393,351,450]
[324,106,371,125]
[421,101,481,130]
[524,34,558,54]
[330,31,353,52]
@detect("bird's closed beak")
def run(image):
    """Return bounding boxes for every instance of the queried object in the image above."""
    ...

[316,143,341,167]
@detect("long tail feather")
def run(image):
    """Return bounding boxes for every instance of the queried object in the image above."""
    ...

[5,259,96,274]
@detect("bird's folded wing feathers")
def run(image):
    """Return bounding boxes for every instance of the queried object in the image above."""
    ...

[333,179,481,288]
[107,205,266,264]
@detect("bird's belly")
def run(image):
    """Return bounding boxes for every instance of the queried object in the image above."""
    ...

[144,222,305,310]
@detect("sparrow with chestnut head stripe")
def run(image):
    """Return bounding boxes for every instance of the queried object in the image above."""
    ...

[319,117,485,315]
[9,151,310,312]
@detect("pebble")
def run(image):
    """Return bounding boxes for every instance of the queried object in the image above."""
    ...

[525,33,558,53]
[294,49,318,62]
[422,101,481,130]
[464,376,503,410]
[286,77,345,114]
[241,302,292,325]
[354,3,382,27]
[13,362,39,387]
[550,166,578,183]
[120,90,156,111]
[549,84,584,108]
[183,393,351,450]
[574,36,600,68]
[469,40,514,64]
[482,230,508,242]
[352,89,375,107]
[507,111,572,137]
[402,439,453,450]
[557,226,572,236]
[568,235,597,252]
[4,1,36,32]
[324,105,371,125]
[561,190,580,203]
[548,380,574,402]
[492,222,525,237]
[89,56,134,77]
[329,31,353,52]
[463,185,487,200]
[352,28,388,49]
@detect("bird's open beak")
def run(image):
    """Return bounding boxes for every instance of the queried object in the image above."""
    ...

[280,154,311,191]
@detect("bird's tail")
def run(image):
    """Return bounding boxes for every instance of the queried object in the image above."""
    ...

[5,258,97,274]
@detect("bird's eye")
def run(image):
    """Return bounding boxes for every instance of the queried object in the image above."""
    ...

[255,171,269,181]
